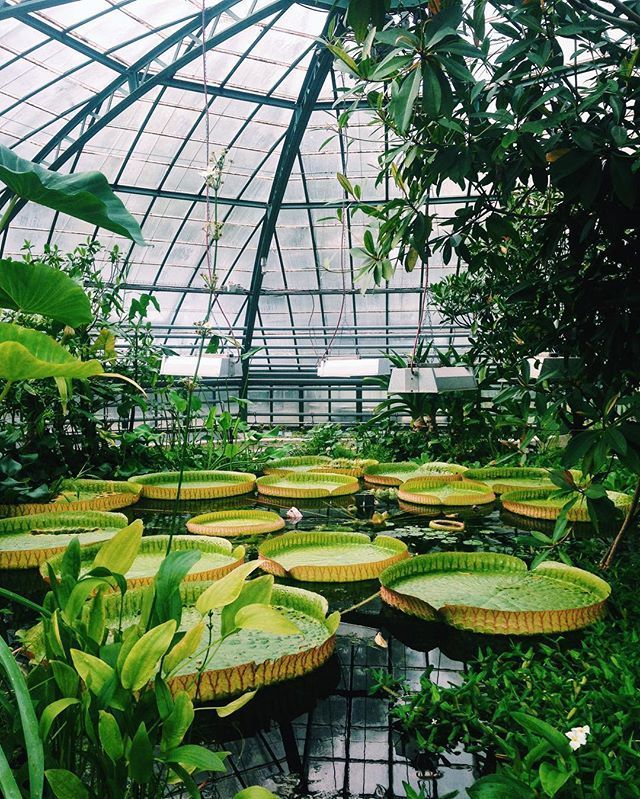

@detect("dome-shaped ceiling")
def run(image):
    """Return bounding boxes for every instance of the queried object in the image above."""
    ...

[0,0,464,388]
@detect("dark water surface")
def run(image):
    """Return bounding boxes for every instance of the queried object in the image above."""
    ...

[0,490,581,799]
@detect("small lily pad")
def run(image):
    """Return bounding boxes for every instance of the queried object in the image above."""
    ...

[128,470,256,500]
[464,466,554,494]
[42,535,245,587]
[259,530,409,582]
[256,472,359,499]
[187,509,285,537]
[380,551,611,634]
[398,478,495,507]
[0,511,129,569]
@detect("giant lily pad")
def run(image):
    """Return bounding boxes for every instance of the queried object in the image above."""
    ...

[363,461,466,486]
[398,478,495,506]
[24,579,340,700]
[501,487,631,521]
[0,259,92,327]
[256,472,359,499]
[0,511,129,569]
[128,470,256,500]
[0,322,103,382]
[0,479,141,517]
[42,535,245,588]
[463,466,553,494]
[258,530,409,582]
[0,143,145,245]
[310,458,379,477]
[186,509,285,537]
[262,456,332,475]
[380,551,611,634]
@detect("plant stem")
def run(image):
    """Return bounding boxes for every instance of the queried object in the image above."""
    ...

[600,477,640,569]
[0,380,13,404]
[0,196,18,233]
[339,590,380,615]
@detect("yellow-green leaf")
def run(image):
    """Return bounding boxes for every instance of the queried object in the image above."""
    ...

[98,710,124,761]
[163,621,204,676]
[120,620,177,691]
[215,690,256,718]
[70,650,114,695]
[39,698,79,741]
[93,519,143,575]
[234,604,300,636]
[195,561,260,615]
[161,691,194,752]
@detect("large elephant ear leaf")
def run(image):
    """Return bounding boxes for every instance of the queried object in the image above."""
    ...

[0,258,92,327]
[0,322,103,381]
[0,144,146,245]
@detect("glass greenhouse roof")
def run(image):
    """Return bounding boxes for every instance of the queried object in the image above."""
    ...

[0,0,466,377]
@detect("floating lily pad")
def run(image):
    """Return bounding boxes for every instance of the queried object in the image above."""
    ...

[398,478,495,507]
[501,486,631,521]
[258,531,410,582]
[0,479,141,517]
[42,535,245,587]
[380,551,611,634]
[24,580,339,700]
[128,470,256,500]
[310,458,379,478]
[256,472,359,499]
[464,466,553,494]
[262,456,332,475]
[363,461,465,486]
[0,511,129,569]
[186,509,285,537]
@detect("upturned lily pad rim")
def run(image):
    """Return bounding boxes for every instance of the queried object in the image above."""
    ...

[380,551,611,635]
[464,466,554,494]
[262,456,331,475]
[256,471,359,498]
[0,510,130,569]
[186,509,285,537]
[128,470,256,500]
[398,478,495,506]
[501,486,631,521]
[258,530,409,582]
[310,458,380,477]
[40,534,245,587]
[0,479,141,517]
[363,461,466,486]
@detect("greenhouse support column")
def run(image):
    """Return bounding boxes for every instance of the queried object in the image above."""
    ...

[239,23,338,414]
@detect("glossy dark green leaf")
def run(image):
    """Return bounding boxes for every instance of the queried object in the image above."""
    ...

[129,722,154,784]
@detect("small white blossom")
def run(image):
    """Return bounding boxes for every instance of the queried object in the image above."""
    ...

[286,506,303,523]
[200,148,229,190]
[565,725,590,751]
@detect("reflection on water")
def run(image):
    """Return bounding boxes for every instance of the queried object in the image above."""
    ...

[1,487,603,799]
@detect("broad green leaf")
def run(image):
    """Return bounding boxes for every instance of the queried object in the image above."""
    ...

[539,761,572,797]
[120,619,177,690]
[45,769,89,799]
[92,519,143,575]
[0,322,103,383]
[235,604,300,636]
[70,649,114,695]
[0,143,145,245]
[0,635,44,799]
[39,697,79,741]
[162,744,229,772]
[513,712,572,755]
[64,577,109,621]
[98,710,124,762]
[50,660,80,697]
[214,690,257,718]
[163,620,205,675]
[129,722,154,784]
[161,691,195,752]
[153,549,202,626]
[195,561,260,614]
[0,258,92,326]
[388,67,421,133]
[220,574,274,637]
[234,788,279,799]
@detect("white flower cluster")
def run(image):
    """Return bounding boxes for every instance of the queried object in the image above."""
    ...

[200,148,229,191]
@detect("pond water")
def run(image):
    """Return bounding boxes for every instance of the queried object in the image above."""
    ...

[0,489,589,799]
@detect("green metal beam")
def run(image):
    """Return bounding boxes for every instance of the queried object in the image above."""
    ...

[239,15,340,403]
[0,0,79,19]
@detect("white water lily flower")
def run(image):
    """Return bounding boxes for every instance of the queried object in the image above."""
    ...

[286,506,303,523]
[565,724,590,750]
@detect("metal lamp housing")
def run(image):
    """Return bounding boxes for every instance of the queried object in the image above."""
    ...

[388,366,477,394]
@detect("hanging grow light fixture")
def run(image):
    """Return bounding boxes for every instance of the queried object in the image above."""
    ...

[388,366,477,394]
[160,353,238,378]
[317,356,391,378]
[527,353,581,381]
